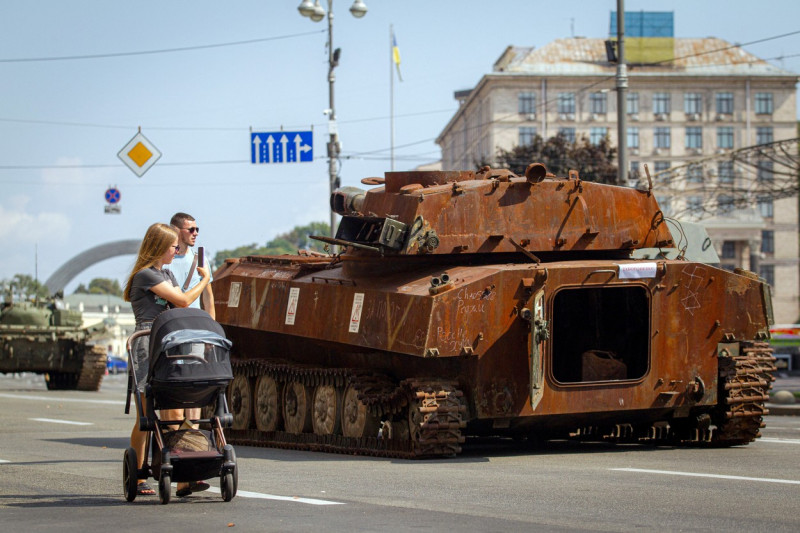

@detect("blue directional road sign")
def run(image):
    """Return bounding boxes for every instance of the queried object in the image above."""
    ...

[251,131,313,164]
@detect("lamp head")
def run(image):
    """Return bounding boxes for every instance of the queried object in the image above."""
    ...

[349,0,368,18]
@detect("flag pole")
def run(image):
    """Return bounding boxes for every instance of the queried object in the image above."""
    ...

[390,24,395,171]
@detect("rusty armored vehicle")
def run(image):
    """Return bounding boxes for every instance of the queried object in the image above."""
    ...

[0,299,107,391]
[211,164,776,458]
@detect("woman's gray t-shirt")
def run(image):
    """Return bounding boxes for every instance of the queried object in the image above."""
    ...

[130,267,179,324]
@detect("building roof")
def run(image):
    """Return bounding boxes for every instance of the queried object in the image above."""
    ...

[493,37,797,77]
[64,293,132,315]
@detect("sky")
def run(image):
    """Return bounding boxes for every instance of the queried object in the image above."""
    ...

[1,0,799,294]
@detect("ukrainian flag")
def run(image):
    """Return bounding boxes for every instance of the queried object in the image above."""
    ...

[392,33,402,81]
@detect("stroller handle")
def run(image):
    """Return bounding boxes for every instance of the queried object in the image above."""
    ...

[126,329,151,358]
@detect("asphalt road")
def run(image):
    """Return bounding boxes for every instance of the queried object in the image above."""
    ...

[1,373,799,532]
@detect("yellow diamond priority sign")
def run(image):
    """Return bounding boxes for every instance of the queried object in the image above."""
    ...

[118,131,162,177]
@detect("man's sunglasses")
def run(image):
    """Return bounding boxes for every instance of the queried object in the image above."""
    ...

[185,227,199,234]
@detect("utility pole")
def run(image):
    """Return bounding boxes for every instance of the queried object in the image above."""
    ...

[615,0,628,186]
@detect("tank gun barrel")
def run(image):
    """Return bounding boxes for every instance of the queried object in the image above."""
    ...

[330,186,366,216]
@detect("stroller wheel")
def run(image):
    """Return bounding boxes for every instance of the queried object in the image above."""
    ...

[159,472,171,505]
[123,447,138,502]
[221,472,235,502]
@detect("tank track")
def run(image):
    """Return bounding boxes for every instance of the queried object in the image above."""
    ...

[710,341,775,446]
[223,360,466,459]
[76,345,107,391]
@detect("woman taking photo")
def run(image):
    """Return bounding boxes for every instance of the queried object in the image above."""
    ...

[123,222,209,496]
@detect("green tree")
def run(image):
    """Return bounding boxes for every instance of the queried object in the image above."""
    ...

[1,274,49,301]
[494,133,618,183]
[214,222,330,265]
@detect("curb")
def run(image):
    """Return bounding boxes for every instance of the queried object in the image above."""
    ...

[766,403,800,416]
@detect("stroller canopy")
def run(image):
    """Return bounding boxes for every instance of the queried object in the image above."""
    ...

[148,308,229,373]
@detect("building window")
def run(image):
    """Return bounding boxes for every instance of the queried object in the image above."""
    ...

[590,127,608,145]
[756,126,773,145]
[761,230,775,254]
[558,92,575,114]
[718,161,734,184]
[627,92,639,114]
[758,196,774,218]
[686,127,703,149]
[755,92,773,115]
[684,93,703,114]
[656,195,672,216]
[627,127,639,148]
[519,127,537,146]
[654,161,671,175]
[721,241,736,259]
[759,265,775,287]
[654,127,671,148]
[716,92,734,114]
[717,127,734,149]
[687,164,704,183]
[518,92,536,114]
[757,160,774,182]
[653,93,671,114]
[687,196,703,216]
[718,194,735,215]
[629,160,640,181]
[558,127,576,143]
[590,92,607,114]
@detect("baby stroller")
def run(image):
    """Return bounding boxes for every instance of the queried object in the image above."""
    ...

[123,307,236,504]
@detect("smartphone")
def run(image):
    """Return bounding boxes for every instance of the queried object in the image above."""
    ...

[198,246,204,268]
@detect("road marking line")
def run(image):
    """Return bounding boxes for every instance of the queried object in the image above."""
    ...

[0,459,9,463]
[612,468,800,485]
[759,437,800,444]
[0,393,124,406]
[29,418,93,426]
[206,487,344,505]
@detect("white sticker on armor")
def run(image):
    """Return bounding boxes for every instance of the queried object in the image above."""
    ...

[285,287,300,325]
[228,282,242,308]
[618,262,658,279]
[349,293,365,333]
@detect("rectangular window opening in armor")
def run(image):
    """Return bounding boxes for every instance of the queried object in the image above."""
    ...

[590,127,608,146]
[518,92,536,115]
[761,230,774,254]
[686,127,703,149]
[518,127,537,147]
[551,286,649,384]
[758,196,774,218]
[590,92,608,114]
[717,127,734,149]
[627,127,639,148]
[627,92,639,114]
[755,93,773,115]
[759,265,775,287]
[558,92,576,114]
[559,127,576,143]
[716,92,733,114]
[721,241,736,259]
[684,92,703,114]
[654,127,671,149]
[653,93,671,114]
[756,126,773,145]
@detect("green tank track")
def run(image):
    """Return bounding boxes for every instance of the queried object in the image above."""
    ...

[45,344,106,391]
[221,360,466,459]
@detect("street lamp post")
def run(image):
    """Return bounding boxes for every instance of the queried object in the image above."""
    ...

[298,0,367,237]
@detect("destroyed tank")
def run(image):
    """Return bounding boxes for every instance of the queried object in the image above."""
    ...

[0,299,107,391]
[211,164,776,458]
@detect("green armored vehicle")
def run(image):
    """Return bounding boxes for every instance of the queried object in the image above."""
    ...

[0,299,107,391]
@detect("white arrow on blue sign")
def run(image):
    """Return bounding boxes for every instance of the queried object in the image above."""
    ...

[251,131,313,164]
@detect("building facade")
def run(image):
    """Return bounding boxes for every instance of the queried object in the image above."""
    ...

[436,37,799,322]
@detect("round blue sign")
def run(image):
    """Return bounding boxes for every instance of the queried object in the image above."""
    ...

[105,187,121,204]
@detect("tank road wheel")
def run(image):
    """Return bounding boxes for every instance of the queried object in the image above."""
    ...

[312,384,341,436]
[229,374,253,430]
[283,381,312,434]
[254,375,282,432]
[123,447,138,502]
[341,384,379,438]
